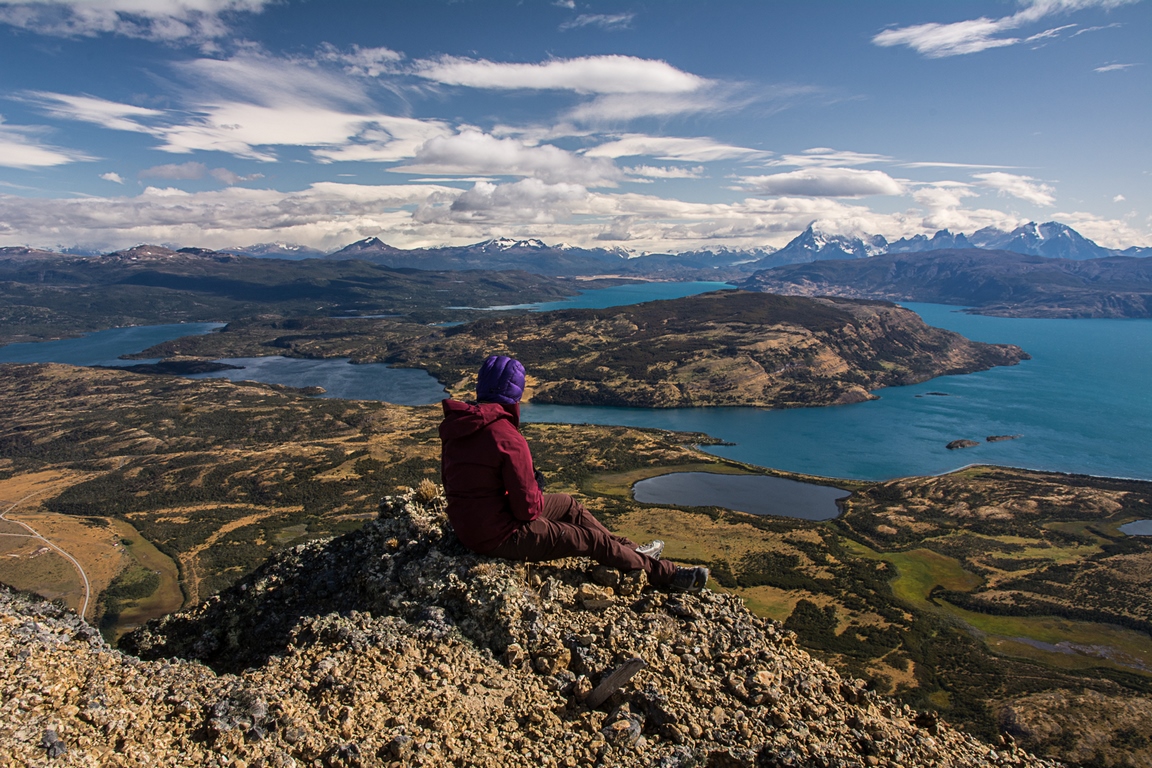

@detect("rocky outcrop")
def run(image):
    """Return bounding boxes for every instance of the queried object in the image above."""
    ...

[2,486,1057,767]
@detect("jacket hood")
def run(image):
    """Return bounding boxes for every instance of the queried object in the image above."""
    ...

[439,398,520,441]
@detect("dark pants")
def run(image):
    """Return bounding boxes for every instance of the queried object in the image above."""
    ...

[487,493,678,585]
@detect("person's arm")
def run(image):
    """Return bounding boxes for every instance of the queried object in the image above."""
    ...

[496,425,543,522]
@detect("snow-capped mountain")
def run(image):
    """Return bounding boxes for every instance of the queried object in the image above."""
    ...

[750,224,888,268]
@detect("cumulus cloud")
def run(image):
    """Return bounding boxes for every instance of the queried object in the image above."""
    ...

[0,0,273,43]
[1114,194,1126,202]
[585,134,764,162]
[412,54,708,94]
[973,171,1056,205]
[1051,210,1151,248]
[0,117,92,168]
[0,182,457,252]
[394,130,622,186]
[415,179,590,226]
[872,0,1137,58]
[739,168,906,198]
[100,172,124,184]
[559,13,635,31]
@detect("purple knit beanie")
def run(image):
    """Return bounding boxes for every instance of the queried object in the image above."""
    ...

[476,355,525,405]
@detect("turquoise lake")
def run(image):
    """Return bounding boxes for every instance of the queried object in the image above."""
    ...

[3,290,1150,482]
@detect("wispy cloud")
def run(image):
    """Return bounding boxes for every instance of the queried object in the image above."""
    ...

[32,54,453,164]
[29,92,164,133]
[0,0,273,43]
[624,165,705,180]
[317,44,405,77]
[412,54,708,94]
[1095,62,1138,71]
[973,171,1056,205]
[766,147,890,168]
[872,0,1137,58]
[0,116,92,168]
[901,161,1018,169]
[738,168,905,198]
[585,134,765,162]
[559,13,635,32]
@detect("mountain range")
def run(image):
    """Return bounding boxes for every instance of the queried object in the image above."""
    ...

[3,220,1147,277]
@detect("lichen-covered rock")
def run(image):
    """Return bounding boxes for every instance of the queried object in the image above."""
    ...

[2,486,1060,767]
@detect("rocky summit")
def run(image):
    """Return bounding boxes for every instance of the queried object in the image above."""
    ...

[2,485,1057,767]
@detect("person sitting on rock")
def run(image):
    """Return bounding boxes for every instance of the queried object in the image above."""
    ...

[439,354,709,593]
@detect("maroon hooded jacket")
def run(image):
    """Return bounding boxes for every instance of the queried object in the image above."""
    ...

[439,398,543,553]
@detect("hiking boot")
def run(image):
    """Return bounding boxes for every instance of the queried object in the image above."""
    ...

[668,566,709,593]
[635,540,665,560]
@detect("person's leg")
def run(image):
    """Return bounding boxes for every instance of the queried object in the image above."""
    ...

[488,515,678,585]
[540,493,638,548]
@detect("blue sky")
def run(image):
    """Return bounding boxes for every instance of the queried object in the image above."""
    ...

[0,0,1147,253]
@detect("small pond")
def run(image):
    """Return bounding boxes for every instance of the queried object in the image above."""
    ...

[632,472,850,521]
[1120,520,1152,536]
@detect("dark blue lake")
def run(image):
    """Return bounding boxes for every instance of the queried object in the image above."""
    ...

[522,302,1152,482]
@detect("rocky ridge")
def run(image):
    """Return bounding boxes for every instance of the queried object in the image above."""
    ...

[2,486,1057,767]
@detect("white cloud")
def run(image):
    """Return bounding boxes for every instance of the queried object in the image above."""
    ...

[1095,62,1137,72]
[135,161,259,185]
[0,0,273,42]
[552,0,575,8]
[1114,194,1126,202]
[317,44,404,77]
[766,147,890,168]
[739,168,906,198]
[1051,210,1151,248]
[415,179,590,225]
[394,130,622,186]
[585,134,765,162]
[559,13,635,31]
[0,182,458,252]
[973,172,1056,205]
[3,179,1146,255]
[209,167,262,185]
[901,161,1017,169]
[100,172,124,183]
[30,92,164,133]
[34,55,452,163]
[872,0,1137,58]
[0,116,92,168]
[412,54,708,94]
[139,161,208,180]
[625,165,705,180]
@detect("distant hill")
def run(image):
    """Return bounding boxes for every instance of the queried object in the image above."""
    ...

[226,242,328,260]
[0,244,577,344]
[740,249,1152,318]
